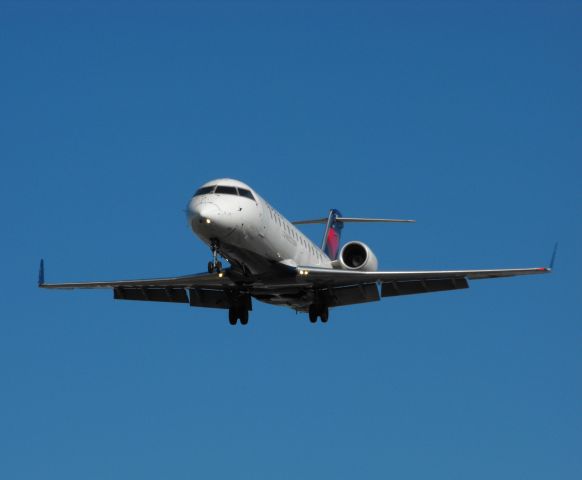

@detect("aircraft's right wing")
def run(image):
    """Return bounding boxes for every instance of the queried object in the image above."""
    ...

[38,259,247,307]
[38,260,239,290]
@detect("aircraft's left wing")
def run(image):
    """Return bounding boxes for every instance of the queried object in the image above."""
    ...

[295,244,556,290]
[296,265,551,284]
[291,264,551,305]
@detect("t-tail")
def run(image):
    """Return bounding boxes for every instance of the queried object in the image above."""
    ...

[322,209,344,260]
[292,210,416,261]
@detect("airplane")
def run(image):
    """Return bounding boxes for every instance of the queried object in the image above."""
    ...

[38,178,555,325]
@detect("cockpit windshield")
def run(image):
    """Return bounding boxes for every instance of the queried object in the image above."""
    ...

[214,185,238,195]
[193,185,256,201]
[194,186,215,196]
[238,188,255,200]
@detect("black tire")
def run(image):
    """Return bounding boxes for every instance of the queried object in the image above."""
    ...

[320,307,329,323]
[308,305,318,323]
[208,261,214,273]
[216,261,223,272]
[228,309,237,325]
[239,309,249,325]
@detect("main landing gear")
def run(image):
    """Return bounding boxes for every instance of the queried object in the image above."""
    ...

[309,304,329,323]
[207,240,223,273]
[228,307,249,326]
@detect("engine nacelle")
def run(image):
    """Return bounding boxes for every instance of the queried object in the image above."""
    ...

[337,241,378,272]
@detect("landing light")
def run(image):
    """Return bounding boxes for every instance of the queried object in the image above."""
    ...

[205,218,211,224]
[218,272,224,278]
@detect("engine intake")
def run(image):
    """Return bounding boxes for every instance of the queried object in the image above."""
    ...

[338,241,378,272]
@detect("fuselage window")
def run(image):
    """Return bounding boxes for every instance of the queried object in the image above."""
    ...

[194,186,215,196]
[215,185,238,195]
[238,188,255,201]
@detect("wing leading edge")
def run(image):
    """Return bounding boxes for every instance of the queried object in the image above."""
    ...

[38,260,238,290]
[295,265,551,285]
[295,243,557,287]
[38,246,554,311]
[291,264,551,306]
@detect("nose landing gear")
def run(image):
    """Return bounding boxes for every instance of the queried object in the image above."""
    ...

[207,240,223,273]
[208,261,223,274]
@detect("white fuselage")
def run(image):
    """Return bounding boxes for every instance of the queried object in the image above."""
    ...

[187,178,332,274]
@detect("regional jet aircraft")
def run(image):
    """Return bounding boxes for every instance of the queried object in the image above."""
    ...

[39,178,554,325]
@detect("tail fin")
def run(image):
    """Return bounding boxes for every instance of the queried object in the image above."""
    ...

[292,211,415,260]
[322,209,344,260]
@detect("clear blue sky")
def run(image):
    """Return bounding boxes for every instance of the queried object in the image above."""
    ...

[1,1,580,479]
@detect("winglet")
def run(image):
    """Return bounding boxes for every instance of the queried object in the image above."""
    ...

[549,242,558,271]
[38,259,45,286]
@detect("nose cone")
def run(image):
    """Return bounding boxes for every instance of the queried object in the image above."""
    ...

[196,202,220,223]
[188,199,232,239]
[188,199,220,224]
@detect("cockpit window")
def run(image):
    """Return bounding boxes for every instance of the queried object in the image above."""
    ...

[194,186,215,196]
[238,188,255,201]
[214,185,238,195]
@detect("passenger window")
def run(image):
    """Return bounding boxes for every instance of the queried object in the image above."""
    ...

[215,185,238,195]
[238,188,255,201]
[194,186,215,196]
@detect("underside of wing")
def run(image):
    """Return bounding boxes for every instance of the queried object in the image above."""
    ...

[38,260,252,308]
[39,270,238,289]
[37,254,553,312]
[290,265,551,306]
[296,266,551,285]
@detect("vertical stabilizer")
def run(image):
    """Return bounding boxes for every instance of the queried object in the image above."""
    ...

[322,209,344,260]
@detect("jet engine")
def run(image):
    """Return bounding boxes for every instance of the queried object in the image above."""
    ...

[337,241,378,272]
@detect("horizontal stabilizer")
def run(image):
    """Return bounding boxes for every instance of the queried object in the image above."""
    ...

[293,217,415,225]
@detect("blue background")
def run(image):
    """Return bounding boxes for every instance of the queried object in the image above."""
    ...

[1,1,580,478]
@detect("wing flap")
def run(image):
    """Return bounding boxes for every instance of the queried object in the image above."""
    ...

[381,277,469,297]
[114,287,189,303]
[325,283,380,307]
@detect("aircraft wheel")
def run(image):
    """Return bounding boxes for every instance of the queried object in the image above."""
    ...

[216,261,223,273]
[239,309,249,325]
[320,308,329,323]
[308,306,318,323]
[208,261,215,273]
[228,309,237,325]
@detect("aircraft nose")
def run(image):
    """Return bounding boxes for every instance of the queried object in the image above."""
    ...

[189,201,221,226]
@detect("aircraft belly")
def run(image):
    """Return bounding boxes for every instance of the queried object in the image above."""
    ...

[219,239,277,275]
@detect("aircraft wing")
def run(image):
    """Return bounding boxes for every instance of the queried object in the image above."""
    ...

[37,259,248,306]
[296,265,551,284]
[39,272,238,289]
[291,264,551,307]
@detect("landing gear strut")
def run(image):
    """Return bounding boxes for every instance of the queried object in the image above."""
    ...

[207,240,223,273]
[309,304,329,323]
